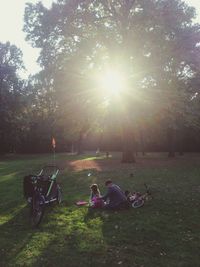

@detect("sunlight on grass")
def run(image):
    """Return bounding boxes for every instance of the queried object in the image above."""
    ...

[13,232,54,266]
[0,215,13,226]
[0,172,20,183]
[45,207,106,252]
[84,156,108,161]
[1,153,200,266]
[0,203,26,226]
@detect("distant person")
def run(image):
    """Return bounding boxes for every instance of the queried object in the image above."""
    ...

[89,184,104,208]
[106,151,109,158]
[96,148,100,156]
[100,180,129,210]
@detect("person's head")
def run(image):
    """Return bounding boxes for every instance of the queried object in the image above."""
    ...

[90,184,99,194]
[105,179,113,187]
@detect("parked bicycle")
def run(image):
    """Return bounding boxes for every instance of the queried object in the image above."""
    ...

[23,165,62,227]
[125,183,152,208]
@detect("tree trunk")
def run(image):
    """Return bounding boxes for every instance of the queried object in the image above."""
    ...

[122,149,136,163]
[76,121,90,155]
[97,131,103,154]
[140,128,146,156]
[71,142,74,153]
[167,128,175,158]
[77,132,83,155]
[178,139,184,155]
[121,128,136,163]
[0,131,7,155]
[177,129,184,156]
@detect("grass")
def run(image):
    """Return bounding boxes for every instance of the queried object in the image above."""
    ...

[0,152,200,267]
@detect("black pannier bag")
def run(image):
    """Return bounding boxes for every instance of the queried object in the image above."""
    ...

[37,177,52,195]
[23,175,35,198]
[23,175,55,198]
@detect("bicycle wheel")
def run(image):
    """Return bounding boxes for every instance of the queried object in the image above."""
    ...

[30,194,45,227]
[132,199,144,208]
[56,185,62,204]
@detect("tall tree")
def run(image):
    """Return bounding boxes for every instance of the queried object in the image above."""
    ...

[24,0,200,159]
[0,42,24,153]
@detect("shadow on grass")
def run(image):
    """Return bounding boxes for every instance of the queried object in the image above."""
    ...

[24,204,166,267]
[0,206,35,266]
[31,180,200,267]
[1,153,200,267]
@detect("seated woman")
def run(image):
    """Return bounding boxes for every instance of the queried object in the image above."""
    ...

[89,184,104,208]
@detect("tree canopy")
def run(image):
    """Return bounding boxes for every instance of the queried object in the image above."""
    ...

[1,0,200,156]
[0,42,25,153]
[22,0,200,157]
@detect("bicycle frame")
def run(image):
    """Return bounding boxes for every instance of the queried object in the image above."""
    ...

[127,183,152,208]
[28,166,61,227]
[32,166,60,204]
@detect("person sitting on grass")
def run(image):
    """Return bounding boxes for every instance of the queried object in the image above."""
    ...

[100,180,129,210]
[89,184,104,208]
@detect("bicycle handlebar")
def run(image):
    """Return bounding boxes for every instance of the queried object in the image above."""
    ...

[38,165,60,176]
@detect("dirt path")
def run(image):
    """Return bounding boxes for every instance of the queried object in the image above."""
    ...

[62,154,200,172]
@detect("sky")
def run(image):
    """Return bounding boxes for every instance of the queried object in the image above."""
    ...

[0,0,54,77]
[0,0,199,78]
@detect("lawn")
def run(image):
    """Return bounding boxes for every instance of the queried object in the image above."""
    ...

[0,152,200,267]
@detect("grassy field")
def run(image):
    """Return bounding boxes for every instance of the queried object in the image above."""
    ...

[0,152,200,267]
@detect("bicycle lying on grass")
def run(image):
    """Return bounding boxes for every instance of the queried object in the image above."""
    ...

[125,183,152,208]
[23,165,62,227]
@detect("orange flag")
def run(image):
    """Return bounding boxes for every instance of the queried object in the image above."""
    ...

[52,137,56,149]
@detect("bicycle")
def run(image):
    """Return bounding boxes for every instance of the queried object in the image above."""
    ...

[125,183,152,208]
[23,165,62,227]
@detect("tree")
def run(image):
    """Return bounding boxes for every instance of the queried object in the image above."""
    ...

[23,0,200,159]
[0,42,24,153]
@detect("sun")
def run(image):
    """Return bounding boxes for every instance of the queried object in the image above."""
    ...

[97,69,126,96]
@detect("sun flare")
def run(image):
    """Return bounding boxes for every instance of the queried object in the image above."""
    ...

[97,69,126,96]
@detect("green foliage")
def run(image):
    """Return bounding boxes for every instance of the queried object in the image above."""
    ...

[0,42,25,153]
[22,0,200,155]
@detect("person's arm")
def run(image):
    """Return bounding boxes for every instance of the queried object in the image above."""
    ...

[96,191,101,198]
[90,192,94,201]
[100,188,111,201]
